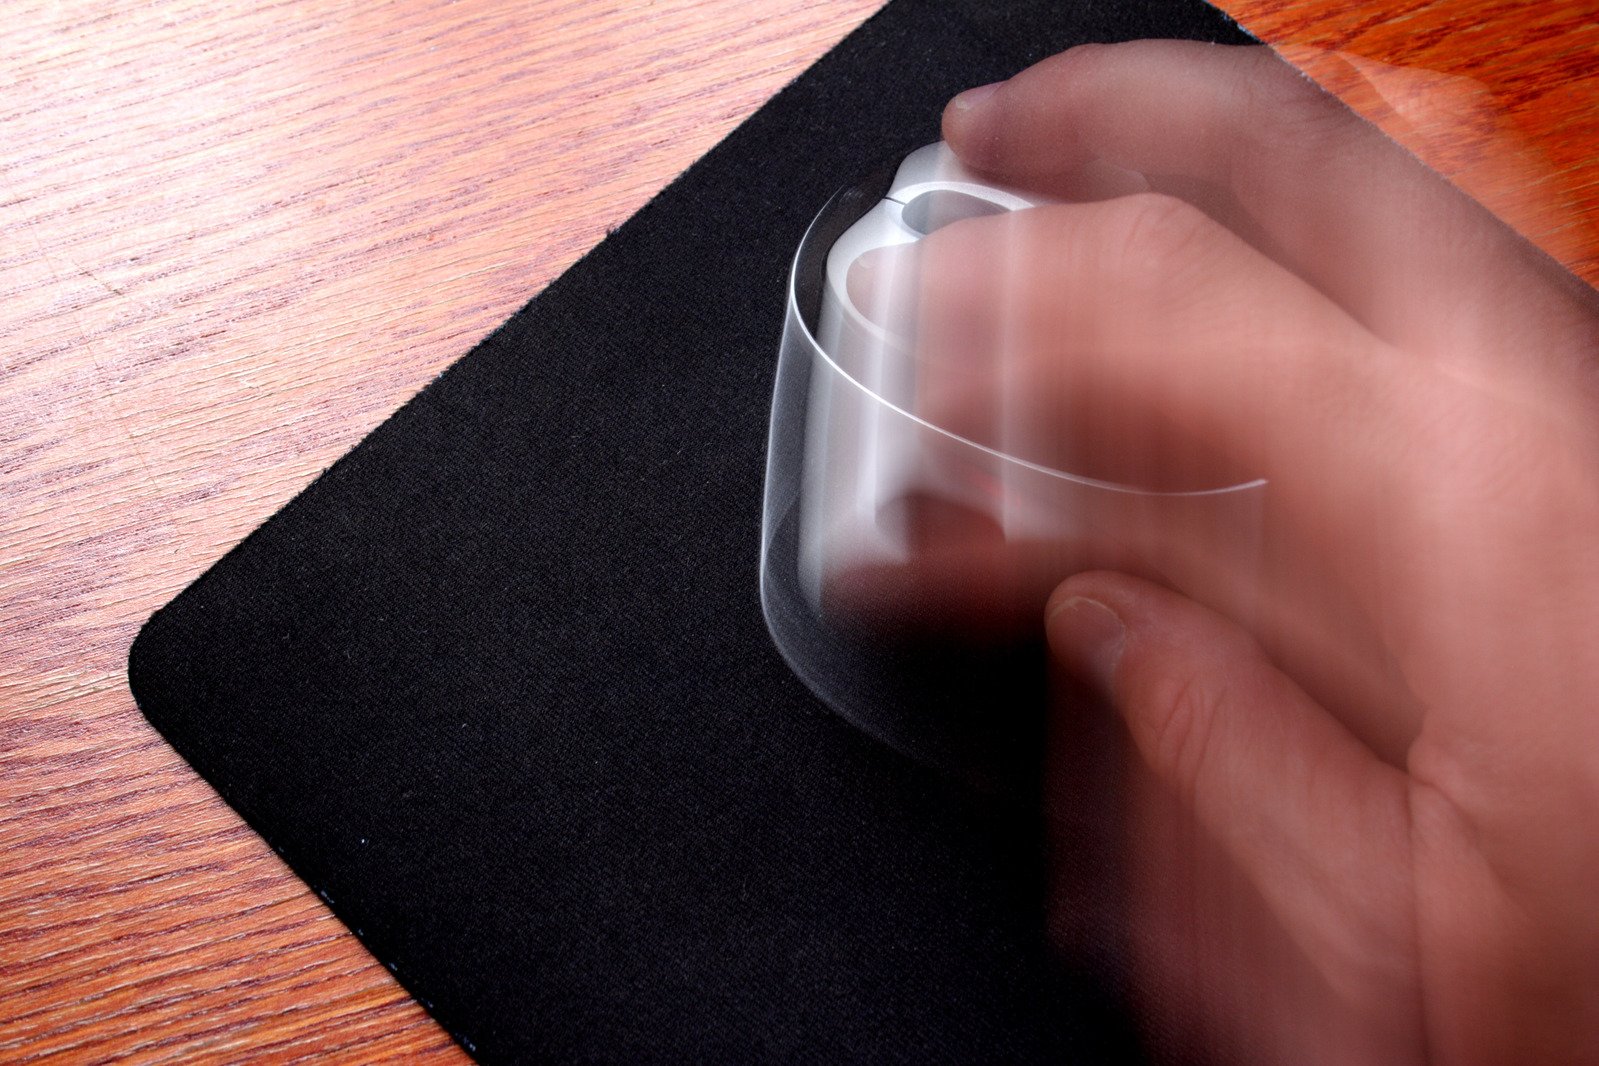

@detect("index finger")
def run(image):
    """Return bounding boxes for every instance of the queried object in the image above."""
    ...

[942,40,1592,361]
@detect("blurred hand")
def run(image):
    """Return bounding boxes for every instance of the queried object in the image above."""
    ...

[894,40,1599,1064]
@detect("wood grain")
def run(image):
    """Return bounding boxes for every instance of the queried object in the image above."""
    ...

[1226,0,1599,285]
[3,0,1595,1061]
[0,1,879,1060]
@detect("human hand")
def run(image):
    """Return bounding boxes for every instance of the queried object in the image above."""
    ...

[883,40,1599,1064]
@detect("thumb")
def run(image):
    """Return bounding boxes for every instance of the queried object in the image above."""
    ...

[1044,572,1420,1027]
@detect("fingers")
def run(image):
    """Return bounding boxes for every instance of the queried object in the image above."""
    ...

[898,195,1399,504]
[841,200,1433,756]
[1044,571,1424,1044]
[942,40,1588,359]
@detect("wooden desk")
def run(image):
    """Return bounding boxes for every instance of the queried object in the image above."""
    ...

[1,3,877,1059]
[2,1,1593,1060]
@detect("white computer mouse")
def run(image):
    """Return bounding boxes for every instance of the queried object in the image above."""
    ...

[798,142,1058,591]
[814,141,1050,397]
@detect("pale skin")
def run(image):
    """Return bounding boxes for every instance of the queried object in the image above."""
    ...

[869,40,1599,1065]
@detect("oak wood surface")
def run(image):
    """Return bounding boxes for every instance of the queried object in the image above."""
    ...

[1,2,879,1061]
[1227,0,1599,285]
[2,0,1594,1061]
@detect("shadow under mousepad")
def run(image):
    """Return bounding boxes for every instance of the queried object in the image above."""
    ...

[129,1,1253,1061]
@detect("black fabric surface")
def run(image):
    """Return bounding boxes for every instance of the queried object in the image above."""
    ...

[128,1,1253,1061]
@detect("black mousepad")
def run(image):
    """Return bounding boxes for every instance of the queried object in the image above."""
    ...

[129,2,1253,1060]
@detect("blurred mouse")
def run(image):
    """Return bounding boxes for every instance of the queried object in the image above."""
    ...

[800,143,1056,602]
[815,142,1049,394]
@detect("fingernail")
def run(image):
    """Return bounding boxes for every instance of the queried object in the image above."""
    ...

[950,82,1001,113]
[1046,597,1126,695]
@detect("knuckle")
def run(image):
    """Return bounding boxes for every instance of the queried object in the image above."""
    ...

[1139,671,1223,801]
[1240,51,1359,147]
[1099,192,1215,285]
